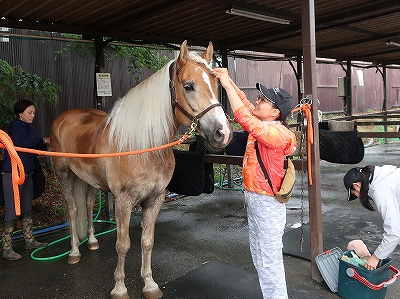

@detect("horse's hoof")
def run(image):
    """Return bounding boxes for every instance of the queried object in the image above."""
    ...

[67,255,81,265]
[143,289,163,299]
[88,241,99,251]
[110,292,130,299]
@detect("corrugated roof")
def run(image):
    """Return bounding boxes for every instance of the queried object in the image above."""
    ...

[0,0,399,65]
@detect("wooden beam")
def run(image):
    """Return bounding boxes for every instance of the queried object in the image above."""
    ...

[356,121,400,125]
[204,154,306,171]
[353,114,400,119]
[204,154,243,165]
[357,132,400,138]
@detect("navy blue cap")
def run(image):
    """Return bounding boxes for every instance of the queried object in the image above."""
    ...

[256,83,294,120]
[343,167,362,201]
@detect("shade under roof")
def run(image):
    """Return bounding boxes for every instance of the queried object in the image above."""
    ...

[0,0,399,65]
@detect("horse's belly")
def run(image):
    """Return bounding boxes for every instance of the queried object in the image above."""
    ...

[71,165,108,190]
[106,155,175,199]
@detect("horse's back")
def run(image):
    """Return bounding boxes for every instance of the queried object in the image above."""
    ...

[51,108,108,153]
[52,108,107,131]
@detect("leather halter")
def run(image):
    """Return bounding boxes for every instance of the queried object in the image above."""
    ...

[169,61,223,124]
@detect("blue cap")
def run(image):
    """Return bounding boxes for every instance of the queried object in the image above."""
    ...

[256,83,294,121]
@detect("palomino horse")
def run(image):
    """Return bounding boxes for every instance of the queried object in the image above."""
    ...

[50,40,232,299]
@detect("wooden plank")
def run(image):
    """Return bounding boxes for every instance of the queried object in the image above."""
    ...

[291,159,306,171]
[357,132,400,138]
[352,114,400,120]
[356,121,400,125]
[204,154,306,171]
[327,111,400,121]
[204,154,243,165]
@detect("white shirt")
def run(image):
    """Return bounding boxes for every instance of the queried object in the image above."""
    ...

[368,165,400,259]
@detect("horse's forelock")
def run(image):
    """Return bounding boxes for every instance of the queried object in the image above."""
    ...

[107,60,175,155]
[188,51,212,71]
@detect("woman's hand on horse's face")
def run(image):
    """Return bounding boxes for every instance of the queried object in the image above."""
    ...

[212,68,231,88]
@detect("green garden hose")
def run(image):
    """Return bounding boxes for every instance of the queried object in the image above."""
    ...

[30,190,117,261]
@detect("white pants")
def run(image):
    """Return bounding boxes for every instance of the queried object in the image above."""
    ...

[245,191,288,299]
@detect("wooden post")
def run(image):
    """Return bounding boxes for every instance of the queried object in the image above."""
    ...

[94,35,106,111]
[93,35,115,220]
[302,0,323,281]
[297,55,303,102]
[220,47,230,113]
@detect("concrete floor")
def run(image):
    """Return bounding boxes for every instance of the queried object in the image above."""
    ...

[0,140,399,299]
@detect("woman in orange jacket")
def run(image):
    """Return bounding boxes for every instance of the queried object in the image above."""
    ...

[213,68,296,299]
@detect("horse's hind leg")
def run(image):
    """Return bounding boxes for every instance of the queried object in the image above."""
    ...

[140,193,164,299]
[86,185,99,251]
[53,162,82,264]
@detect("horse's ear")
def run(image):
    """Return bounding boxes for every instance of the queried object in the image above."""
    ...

[202,41,214,64]
[178,40,189,65]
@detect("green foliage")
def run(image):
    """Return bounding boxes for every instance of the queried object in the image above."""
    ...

[55,35,95,57]
[0,59,61,129]
[57,34,171,84]
[109,45,170,83]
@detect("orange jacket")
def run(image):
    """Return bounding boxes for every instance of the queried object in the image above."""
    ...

[233,90,296,196]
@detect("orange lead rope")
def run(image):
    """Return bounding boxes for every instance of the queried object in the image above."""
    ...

[0,128,193,217]
[291,103,313,185]
[1,107,312,209]
[0,130,25,216]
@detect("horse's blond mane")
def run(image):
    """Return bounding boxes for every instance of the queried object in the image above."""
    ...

[107,60,175,155]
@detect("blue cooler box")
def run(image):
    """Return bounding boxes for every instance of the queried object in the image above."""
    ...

[337,250,398,299]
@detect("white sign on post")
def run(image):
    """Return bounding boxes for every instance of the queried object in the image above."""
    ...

[96,73,112,96]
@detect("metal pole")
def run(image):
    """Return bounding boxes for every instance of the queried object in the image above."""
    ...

[346,60,352,116]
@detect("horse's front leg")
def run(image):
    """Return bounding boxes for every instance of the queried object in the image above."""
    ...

[111,198,132,299]
[140,193,164,299]
[86,186,99,251]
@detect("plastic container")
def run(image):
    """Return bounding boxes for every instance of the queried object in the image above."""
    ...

[315,247,343,292]
[337,250,399,299]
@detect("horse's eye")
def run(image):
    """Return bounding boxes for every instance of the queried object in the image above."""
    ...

[183,83,195,92]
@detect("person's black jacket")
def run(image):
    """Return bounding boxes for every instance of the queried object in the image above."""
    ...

[2,119,46,174]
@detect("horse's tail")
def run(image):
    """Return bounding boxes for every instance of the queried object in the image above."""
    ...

[73,177,88,240]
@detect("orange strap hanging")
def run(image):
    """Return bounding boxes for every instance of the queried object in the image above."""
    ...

[0,130,25,216]
[291,103,313,185]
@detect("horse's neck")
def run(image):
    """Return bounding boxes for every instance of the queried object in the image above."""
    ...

[107,61,175,153]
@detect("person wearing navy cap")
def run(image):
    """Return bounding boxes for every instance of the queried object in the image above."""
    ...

[344,165,400,270]
[255,83,294,122]
[213,68,296,299]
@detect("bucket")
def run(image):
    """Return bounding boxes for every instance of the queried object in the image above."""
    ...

[315,247,343,292]
[337,250,399,299]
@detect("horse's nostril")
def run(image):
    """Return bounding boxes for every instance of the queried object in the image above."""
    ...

[213,128,224,143]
